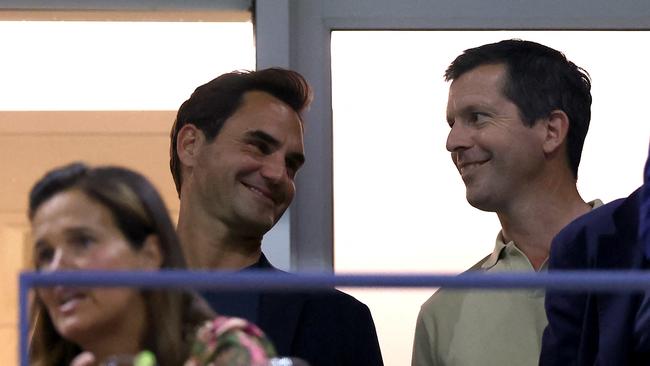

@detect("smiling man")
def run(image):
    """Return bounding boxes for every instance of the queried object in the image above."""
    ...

[170,68,382,366]
[411,40,598,366]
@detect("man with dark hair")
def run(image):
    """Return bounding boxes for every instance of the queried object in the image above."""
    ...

[412,40,599,366]
[540,145,650,365]
[170,68,383,366]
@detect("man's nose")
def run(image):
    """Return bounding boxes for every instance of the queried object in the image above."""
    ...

[446,122,472,153]
[260,154,287,183]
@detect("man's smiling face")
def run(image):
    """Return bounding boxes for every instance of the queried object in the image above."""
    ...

[445,63,546,212]
[190,90,305,234]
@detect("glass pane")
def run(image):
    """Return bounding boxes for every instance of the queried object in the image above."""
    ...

[0,20,254,110]
[332,30,650,366]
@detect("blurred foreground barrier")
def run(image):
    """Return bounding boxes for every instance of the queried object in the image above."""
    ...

[19,269,650,365]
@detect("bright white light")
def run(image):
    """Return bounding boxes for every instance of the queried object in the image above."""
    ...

[0,21,254,110]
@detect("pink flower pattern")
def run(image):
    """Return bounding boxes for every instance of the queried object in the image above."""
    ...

[185,316,276,366]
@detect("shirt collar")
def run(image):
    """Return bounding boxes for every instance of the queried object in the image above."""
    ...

[481,199,604,270]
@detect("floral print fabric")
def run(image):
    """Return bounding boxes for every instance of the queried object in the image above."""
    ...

[185,316,277,366]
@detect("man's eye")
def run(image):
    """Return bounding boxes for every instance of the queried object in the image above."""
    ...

[469,112,489,124]
[252,141,271,154]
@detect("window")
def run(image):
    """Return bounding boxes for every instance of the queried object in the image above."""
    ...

[332,30,650,365]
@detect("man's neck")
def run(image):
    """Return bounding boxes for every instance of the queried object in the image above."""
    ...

[497,183,591,271]
[177,203,263,270]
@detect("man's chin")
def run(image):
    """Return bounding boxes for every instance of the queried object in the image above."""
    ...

[238,215,276,236]
[232,204,288,236]
[466,192,497,213]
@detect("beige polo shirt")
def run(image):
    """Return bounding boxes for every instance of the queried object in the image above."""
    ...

[411,200,603,366]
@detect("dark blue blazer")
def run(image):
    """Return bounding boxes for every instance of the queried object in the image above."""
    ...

[203,254,384,366]
[540,188,647,366]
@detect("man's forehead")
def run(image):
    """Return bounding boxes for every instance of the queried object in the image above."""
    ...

[220,94,304,146]
[229,91,293,120]
[452,64,506,89]
[448,65,507,101]
[239,90,290,110]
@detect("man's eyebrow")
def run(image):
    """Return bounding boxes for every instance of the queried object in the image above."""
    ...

[245,129,305,166]
[245,130,280,147]
[447,104,487,123]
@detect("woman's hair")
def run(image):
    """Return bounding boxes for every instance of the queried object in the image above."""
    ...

[28,162,213,366]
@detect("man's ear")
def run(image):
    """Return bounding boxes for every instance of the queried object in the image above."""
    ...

[139,234,164,270]
[177,124,205,168]
[542,109,570,155]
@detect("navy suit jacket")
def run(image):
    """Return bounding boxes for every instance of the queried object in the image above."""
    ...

[203,254,384,366]
[540,188,647,366]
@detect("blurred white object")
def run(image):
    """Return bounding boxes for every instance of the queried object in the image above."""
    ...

[268,357,310,366]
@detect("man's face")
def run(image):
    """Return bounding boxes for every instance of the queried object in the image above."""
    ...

[190,91,305,235]
[445,63,546,212]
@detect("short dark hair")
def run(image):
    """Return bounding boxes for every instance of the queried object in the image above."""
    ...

[445,39,592,179]
[169,68,313,195]
[28,162,212,366]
